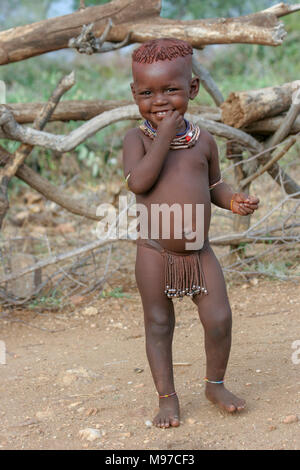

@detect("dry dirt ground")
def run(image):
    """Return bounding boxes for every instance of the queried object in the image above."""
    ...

[0,272,299,450]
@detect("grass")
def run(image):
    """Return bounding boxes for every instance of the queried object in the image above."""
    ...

[99,286,131,299]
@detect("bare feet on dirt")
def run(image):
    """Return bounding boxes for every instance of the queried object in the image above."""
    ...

[153,394,180,428]
[205,383,246,413]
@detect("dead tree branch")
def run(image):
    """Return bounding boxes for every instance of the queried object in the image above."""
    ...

[240,134,300,188]
[0,72,75,227]
[192,53,224,106]
[0,1,299,65]
[221,80,300,128]
[0,104,140,151]
[68,19,132,54]
[0,145,105,221]
[3,99,300,135]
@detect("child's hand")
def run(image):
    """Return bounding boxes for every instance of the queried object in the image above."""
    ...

[231,193,260,216]
[156,110,185,141]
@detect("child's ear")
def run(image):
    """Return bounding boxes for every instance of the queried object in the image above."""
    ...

[189,77,200,100]
[130,82,137,102]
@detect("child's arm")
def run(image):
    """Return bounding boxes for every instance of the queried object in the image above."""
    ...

[123,111,184,194]
[208,134,260,215]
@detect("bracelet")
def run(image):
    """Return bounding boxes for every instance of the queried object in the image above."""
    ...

[209,177,223,191]
[230,194,235,212]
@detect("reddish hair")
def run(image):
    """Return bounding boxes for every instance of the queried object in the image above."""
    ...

[132,38,193,64]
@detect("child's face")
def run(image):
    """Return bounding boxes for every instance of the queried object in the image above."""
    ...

[131,56,199,129]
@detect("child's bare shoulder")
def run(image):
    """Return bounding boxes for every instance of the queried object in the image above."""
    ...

[123,127,143,144]
[195,127,218,158]
[198,127,216,146]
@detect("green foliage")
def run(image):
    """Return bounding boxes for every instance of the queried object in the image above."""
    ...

[161,0,273,19]
[29,292,63,310]
[100,286,131,298]
[72,0,109,8]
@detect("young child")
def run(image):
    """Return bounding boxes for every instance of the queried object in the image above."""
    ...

[122,38,259,428]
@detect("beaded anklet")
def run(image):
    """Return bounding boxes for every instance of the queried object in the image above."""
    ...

[204,377,224,384]
[158,391,177,399]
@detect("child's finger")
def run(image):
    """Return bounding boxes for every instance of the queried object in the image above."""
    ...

[238,204,253,215]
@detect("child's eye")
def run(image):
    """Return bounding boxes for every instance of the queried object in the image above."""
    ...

[140,91,151,96]
[167,88,177,92]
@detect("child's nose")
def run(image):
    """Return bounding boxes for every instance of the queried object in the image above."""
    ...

[153,93,168,105]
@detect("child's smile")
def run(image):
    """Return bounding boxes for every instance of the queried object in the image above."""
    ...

[131,57,199,130]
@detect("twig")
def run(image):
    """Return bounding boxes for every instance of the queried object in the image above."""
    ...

[0,197,135,285]
[192,53,224,106]
[240,133,300,188]
[6,319,66,333]
[265,94,300,148]
[69,19,132,55]
[0,72,75,227]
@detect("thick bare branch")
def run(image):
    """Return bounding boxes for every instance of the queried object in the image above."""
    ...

[0,72,75,227]
[221,80,300,128]
[0,104,140,152]
[0,72,75,181]
[1,104,261,153]
[0,101,219,126]
[2,99,133,124]
[0,1,299,65]
[262,2,300,17]
[0,145,105,221]
[192,53,224,106]
[0,0,161,64]
[265,91,300,148]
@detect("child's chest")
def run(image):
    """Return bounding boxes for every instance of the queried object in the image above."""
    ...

[143,136,209,180]
[162,147,208,178]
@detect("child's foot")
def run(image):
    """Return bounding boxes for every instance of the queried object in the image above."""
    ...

[153,394,180,428]
[205,383,246,413]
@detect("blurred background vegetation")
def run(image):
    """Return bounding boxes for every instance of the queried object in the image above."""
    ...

[0,0,299,187]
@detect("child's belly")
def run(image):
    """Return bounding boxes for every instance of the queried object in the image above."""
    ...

[135,173,211,253]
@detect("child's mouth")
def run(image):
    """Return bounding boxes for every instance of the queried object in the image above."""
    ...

[153,111,169,118]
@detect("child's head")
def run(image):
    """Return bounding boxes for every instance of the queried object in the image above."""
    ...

[131,38,199,128]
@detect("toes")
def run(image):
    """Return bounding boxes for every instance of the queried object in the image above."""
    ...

[224,400,246,413]
[224,403,236,413]
[170,416,180,427]
[236,401,246,412]
[154,415,180,428]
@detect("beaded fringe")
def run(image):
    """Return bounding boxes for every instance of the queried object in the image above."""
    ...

[162,250,208,300]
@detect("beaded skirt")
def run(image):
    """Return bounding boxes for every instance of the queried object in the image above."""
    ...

[136,238,208,300]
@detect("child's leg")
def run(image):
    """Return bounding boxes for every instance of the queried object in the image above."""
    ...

[192,243,246,412]
[135,243,180,428]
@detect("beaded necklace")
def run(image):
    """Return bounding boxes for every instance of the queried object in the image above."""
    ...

[139,118,200,150]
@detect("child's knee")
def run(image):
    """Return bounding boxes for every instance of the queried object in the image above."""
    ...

[206,306,232,339]
[145,307,174,337]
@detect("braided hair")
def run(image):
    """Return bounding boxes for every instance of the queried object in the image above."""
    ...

[132,38,193,64]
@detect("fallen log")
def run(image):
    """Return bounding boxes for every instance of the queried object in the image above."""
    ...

[2,100,220,125]
[0,0,160,65]
[0,0,299,65]
[5,99,300,136]
[4,99,133,124]
[0,104,261,153]
[244,114,300,135]
[221,80,300,128]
